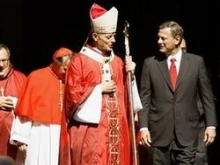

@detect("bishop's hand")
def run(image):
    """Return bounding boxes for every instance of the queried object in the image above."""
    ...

[125,56,136,74]
[101,80,116,94]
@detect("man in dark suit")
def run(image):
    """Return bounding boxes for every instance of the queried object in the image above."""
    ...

[138,21,217,165]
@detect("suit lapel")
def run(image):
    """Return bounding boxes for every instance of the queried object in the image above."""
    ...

[157,58,173,91]
[176,52,191,91]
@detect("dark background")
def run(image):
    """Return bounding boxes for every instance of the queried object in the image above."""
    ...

[0,0,219,164]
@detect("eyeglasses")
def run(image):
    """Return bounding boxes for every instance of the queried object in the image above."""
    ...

[0,59,9,64]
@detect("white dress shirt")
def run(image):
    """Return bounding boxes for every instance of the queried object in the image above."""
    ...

[167,48,182,75]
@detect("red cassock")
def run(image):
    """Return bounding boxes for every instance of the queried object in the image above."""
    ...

[63,46,132,165]
[0,68,26,159]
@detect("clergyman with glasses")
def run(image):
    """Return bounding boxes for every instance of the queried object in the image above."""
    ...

[0,43,26,160]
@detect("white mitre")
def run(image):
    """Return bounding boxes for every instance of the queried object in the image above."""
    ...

[90,3,118,33]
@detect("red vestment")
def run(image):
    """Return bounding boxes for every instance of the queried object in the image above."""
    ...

[15,67,63,125]
[0,68,26,159]
[63,46,131,165]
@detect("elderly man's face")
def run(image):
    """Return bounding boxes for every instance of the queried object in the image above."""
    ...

[93,33,116,55]
[0,48,10,79]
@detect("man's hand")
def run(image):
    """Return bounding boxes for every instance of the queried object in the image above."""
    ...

[18,143,28,152]
[125,56,136,74]
[204,127,216,146]
[0,96,14,110]
[101,80,116,94]
[140,129,152,148]
[12,140,28,151]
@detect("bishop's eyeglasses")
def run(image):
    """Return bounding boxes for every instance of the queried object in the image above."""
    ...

[0,59,9,65]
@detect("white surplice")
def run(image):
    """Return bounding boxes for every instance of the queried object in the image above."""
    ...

[10,116,60,165]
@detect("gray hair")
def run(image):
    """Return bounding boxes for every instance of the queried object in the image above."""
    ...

[159,21,184,39]
[0,44,11,57]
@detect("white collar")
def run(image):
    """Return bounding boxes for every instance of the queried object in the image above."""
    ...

[167,48,182,63]
[80,46,115,64]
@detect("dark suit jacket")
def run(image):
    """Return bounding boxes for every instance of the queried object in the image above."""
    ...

[139,52,217,147]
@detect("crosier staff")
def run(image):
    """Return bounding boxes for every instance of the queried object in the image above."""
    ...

[123,21,139,165]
